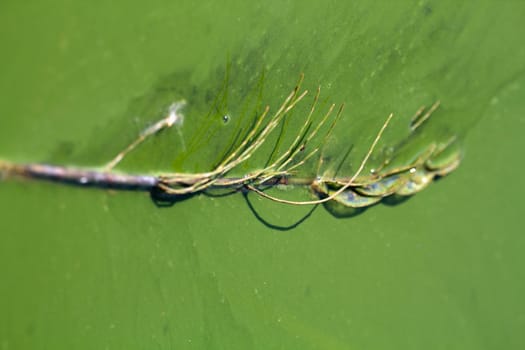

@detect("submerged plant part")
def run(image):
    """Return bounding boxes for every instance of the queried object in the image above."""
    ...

[0,76,462,216]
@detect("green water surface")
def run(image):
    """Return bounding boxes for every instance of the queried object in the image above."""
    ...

[1,1,524,349]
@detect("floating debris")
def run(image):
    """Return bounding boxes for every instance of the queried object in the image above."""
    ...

[0,76,462,216]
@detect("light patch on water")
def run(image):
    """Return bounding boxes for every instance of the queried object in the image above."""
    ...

[165,100,187,151]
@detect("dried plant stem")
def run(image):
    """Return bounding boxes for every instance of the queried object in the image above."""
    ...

[245,113,394,205]
[0,160,327,188]
[410,100,440,131]
[158,86,309,195]
[0,75,432,209]
[105,100,187,171]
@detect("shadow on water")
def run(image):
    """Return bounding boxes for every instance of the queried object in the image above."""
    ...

[149,187,196,208]
[381,194,412,206]
[149,185,319,231]
[242,191,319,231]
[320,194,414,218]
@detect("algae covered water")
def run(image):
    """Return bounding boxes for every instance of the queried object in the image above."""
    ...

[1,1,524,349]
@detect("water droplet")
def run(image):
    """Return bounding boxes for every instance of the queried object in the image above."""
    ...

[222,115,230,124]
